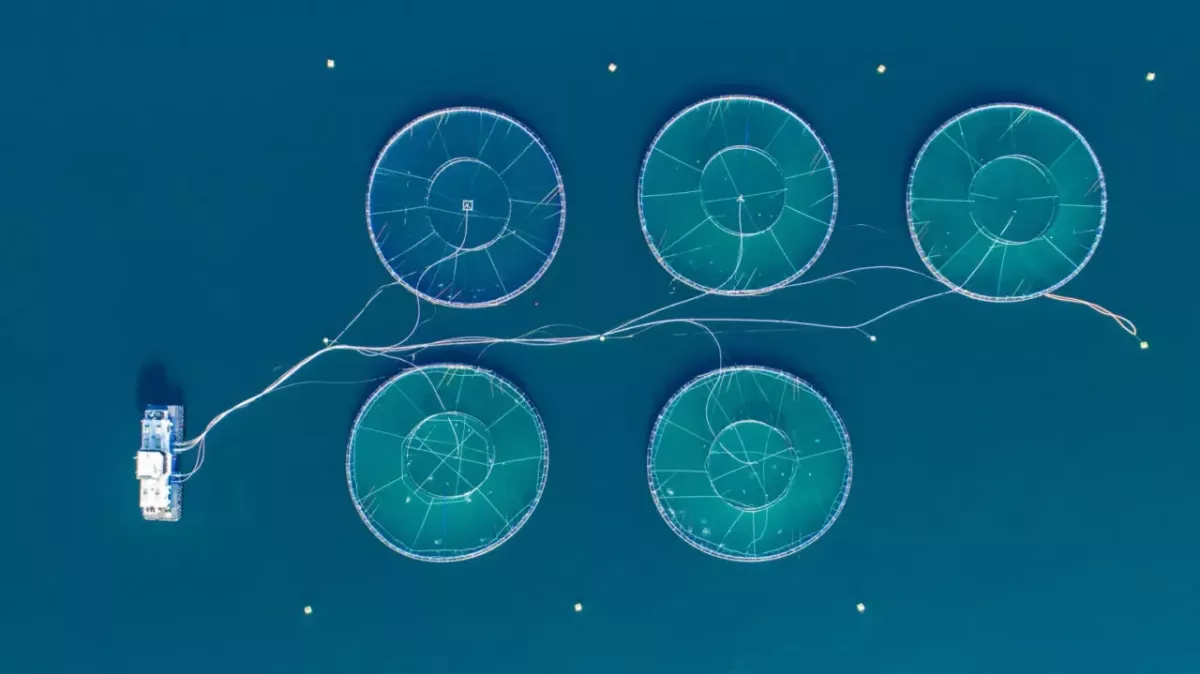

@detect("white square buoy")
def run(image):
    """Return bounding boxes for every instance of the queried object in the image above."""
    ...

[574,602,583,612]
[1145,72,1155,82]
[876,64,886,74]
[326,59,336,69]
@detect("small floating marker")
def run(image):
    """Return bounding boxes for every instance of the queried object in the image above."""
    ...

[326,59,335,69]
[598,335,606,342]
[876,64,886,74]
[856,602,866,613]
[868,335,877,342]
[1145,72,1155,82]
[304,605,313,615]
[1140,340,1149,350]
[574,602,583,612]
[322,337,330,345]
[608,63,617,73]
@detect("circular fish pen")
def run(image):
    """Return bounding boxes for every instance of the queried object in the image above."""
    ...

[347,363,549,562]
[367,107,566,308]
[647,366,852,562]
[638,95,837,295]
[907,103,1106,301]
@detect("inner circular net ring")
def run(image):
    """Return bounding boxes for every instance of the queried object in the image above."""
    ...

[404,411,497,499]
[347,363,549,562]
[907,103,1107,302]
[647,366,852,562]
[367,107,566,308]
[638,95,838,296]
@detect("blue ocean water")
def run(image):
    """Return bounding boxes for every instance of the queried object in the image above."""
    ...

[2,1,1197,671]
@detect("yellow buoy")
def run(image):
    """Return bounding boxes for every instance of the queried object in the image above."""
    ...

[1145,72,1155,82]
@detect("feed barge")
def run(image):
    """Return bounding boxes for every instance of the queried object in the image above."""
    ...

[134,405,184,522]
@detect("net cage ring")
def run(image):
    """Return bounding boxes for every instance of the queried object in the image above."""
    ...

[906,102,1107,302]
[366,107,567,308]
[346,363,550,562]
[637,94,838,296]
[647,365,852,562]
